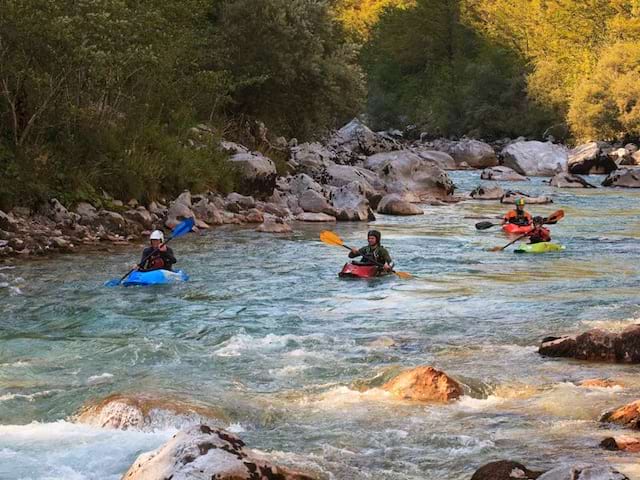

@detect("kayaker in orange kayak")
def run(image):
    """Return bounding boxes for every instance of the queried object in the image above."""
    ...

[349,230,393,272]
[502,198,532,226]
[525,216,551,244]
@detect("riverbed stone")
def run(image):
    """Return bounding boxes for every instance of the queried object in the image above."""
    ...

[290,142,336,175]
[327,118,398,156]
[537,465,628,480]
[329,181,373,221]
[298,189,335,215]
[122,424,316,480]
[601,400,640,429]
[480,166,529,182]
[225,192,256,210]
[228,152,278,197]
[549,173,596,188]
[295,212,336,222]
[539,325,640,363]
[501,191,552,204]
[377,194,423,215]
[600,435,640,452]
[602,168,640,188]
[0,211,18,232]
[124,208,153,230]
[414,149,457,170]
[446,139,498,169]
[470,185,504,200]
[502,141,568,176]
[471,460,544,480]
[382,365,462,402]
[256,218,293,233]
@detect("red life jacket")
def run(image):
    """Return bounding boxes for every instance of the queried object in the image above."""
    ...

[528,226,551,243]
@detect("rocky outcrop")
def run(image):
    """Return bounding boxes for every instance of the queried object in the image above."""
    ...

[377,194,423,215]
[74,393,226,431]
[602,168,640,188]
[329,182,374,221]
[539,325,640,363]
[480,166,528,182]
[502,141,568,176]
[414,149,457,170]
[256,218,293,233]
[549,173,596,188]
[228,152,278,197]
[122,424,316,480]
[600,435,640,452]
[601,400,640,429]
[470,185,504,200]
[165,191,196,229]
[471,460,543,480]
[295,212,336,222]
[382,366,462,402]
[568,142,617,174]
[290,142,336,174]
[327,118,398,157]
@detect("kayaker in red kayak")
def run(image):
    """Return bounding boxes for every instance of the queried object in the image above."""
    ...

[136,229,177,272]
[502,198,532,227]
[349,230,393,272]
[525,216,551,244]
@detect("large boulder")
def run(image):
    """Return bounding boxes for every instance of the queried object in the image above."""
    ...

[377,194,423,216]
[256,218,293,233]
[41,198,76,226]
[321,163,382,195]
[382,365,462,402]
[539,325,640,363]
[122,424,316,480]
[165,192,195,229]
[124,207,154,230]
[0,210,18,232]
[502,141,568,176]
[228,152,277,197]
[602,168,640,188]
[365,150,454,201]
[328,181,373,221]
[298,189,335,215]
[601,400,640,429]
[480,166,529,182]
[549,173,596,188]
[414,149,457,170]
[537,465,628,480]
[501,191,552,204]
[75,202,99,226]
[327,118,398,156]
[286,174,324,197]
[568,142,617,174]
[471,460,544,480]
[96,210,129,235]
[446,139,498,168]
[295,212,336,222]
[192,198,224,225]
[74,393,225,431]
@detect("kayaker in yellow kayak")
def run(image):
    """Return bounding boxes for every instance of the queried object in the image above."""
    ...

[349,230,393,272]
[502,198,532,226]
[525,216,551,244]
[136,229,177,272]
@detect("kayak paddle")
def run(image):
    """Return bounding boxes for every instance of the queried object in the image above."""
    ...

[105,217,195,287]
[488,209,565,252]
[319,230,412,279]
[476,209,564,230]
[475,221,498,230]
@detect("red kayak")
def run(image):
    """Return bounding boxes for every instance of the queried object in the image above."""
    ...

[502,223,533,235]
[339,263,389,279]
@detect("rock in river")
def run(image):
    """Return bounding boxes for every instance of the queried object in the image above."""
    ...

[382,365,462,402]
[471,460,543,480]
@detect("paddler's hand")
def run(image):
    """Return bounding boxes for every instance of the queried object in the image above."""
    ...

[158,245,167,252]
[383,262,392,272]
[132,265,140,271]
[350,248,358,255]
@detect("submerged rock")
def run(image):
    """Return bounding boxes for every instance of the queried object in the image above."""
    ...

[578,379,623,388]
[501,191,552,204]
[601,400,640,429]
[600,435,640,452]
[256,218,293,233]
[470,185,504,200]
[537,465,628,480]
[568,142,617,174]
[122,424,316,480]
[382,365,462,402]
[539,325,640,363]
[549,173,596,188]
[471,460,543,480]
[74,393,226,431]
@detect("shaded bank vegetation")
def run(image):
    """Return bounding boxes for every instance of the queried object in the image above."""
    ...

[1,0,639,208]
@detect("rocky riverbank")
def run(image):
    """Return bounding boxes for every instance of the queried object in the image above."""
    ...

[2,119,639,260]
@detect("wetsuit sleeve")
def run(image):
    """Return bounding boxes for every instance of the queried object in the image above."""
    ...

[348,247,365,259]
[380,247,392,265]
[162,247,176,266]
[140,247,153,268]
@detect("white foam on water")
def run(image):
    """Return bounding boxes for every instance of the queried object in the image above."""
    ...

[226,422,246,433]
[456,395,506,411]
[582,316,640,333]
[0,390,59,403]
[269,365,310,378]
[213,333,324,357]
[0,421,173,480]
[299,386,394,409]
[86,373,114,386]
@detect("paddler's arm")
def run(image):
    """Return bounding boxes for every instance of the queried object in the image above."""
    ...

[349,247,363,258]
[380,247,393,271]
[161,246,176,266]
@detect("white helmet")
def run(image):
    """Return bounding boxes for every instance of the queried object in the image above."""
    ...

[149,230,164,242]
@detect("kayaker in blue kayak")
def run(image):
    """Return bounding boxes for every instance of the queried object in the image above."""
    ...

[525,216,551,244]
[136,230,177,271]
[349,230,393,272]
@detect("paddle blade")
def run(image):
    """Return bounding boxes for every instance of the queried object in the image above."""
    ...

[104,278,122,287]
[394,271,412,279]
[320,230,344,247]
[488,246,503,252]
[475,221,495,230]
[171,217,195,238]
[544,209,565,224]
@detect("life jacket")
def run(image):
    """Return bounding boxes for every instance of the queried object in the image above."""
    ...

[504,209,532,226]
[146,253,167,270]
[528,226,551,244]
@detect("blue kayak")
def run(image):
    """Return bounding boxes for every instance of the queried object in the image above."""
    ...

[122,269,189,286]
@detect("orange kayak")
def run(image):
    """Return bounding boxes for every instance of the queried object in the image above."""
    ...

[339,263,388,279]
[502,223,533,235]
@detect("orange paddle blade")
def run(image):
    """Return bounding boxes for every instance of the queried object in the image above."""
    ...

[546,209,565,224]
[394,271,412,279]
[320,230,344,247]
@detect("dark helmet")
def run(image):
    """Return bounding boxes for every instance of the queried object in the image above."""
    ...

[367,230,381,244]
[533,216,544,225]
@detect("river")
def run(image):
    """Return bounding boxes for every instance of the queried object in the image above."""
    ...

[1,171,639,479]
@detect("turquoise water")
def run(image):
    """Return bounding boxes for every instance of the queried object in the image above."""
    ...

[1,172,639,479]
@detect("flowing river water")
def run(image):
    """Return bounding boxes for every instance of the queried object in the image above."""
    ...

[1,171,639,479]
